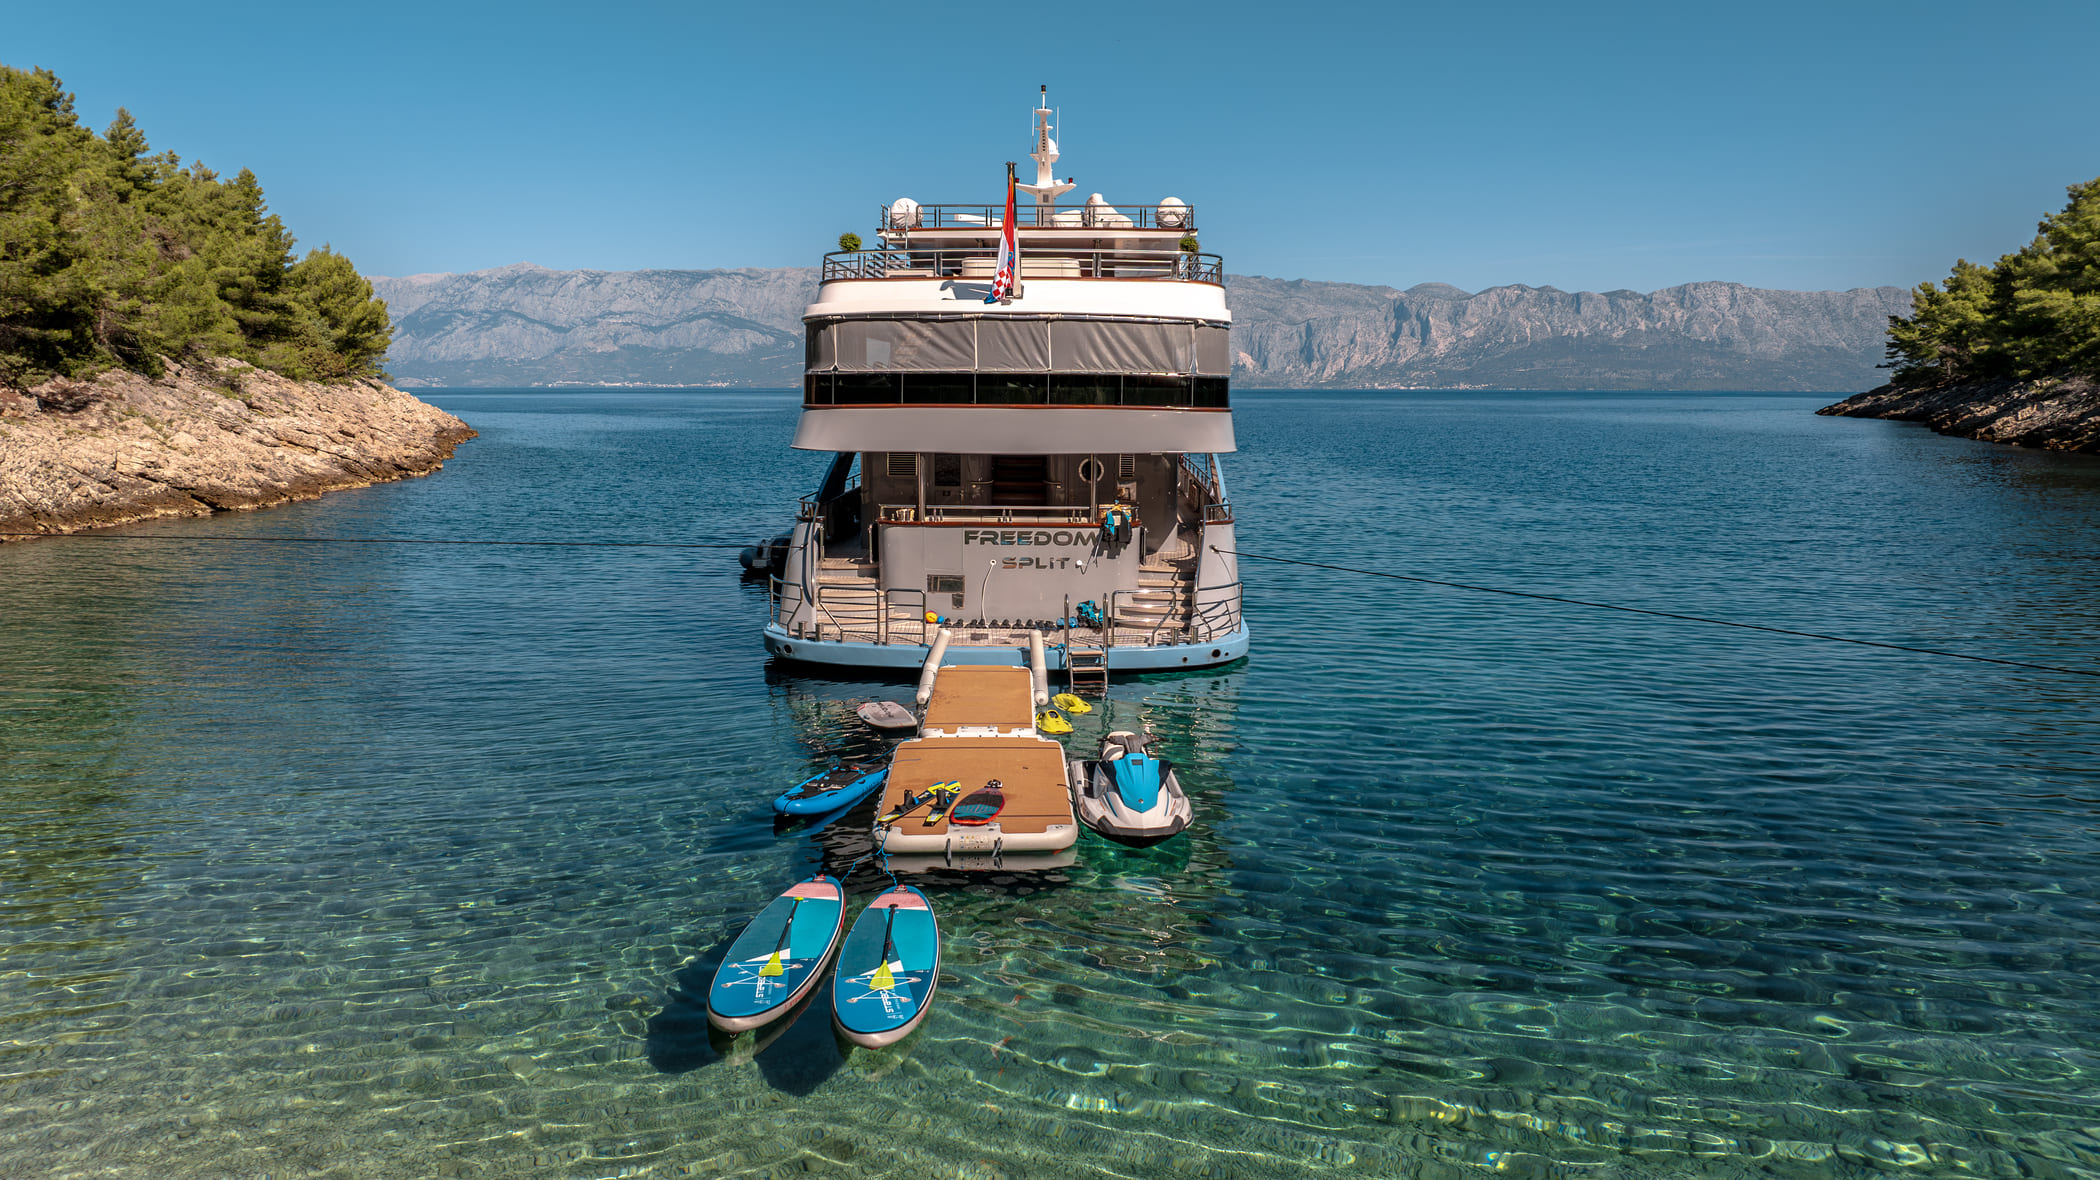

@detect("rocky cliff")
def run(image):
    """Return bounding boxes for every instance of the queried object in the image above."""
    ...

[0,361,476,540]
[371,264,1911,391]
[1817,376,2100,453]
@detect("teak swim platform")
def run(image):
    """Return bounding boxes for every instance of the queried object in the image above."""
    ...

[873,659,1077,869]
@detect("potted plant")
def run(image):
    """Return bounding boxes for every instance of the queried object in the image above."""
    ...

[838,232,862,252]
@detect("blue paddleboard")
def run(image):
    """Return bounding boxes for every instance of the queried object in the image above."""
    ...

[773,766,888,818]
[831,885,940,1048]
[707,875,846,1032]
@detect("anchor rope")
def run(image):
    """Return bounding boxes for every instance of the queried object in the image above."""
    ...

[1214,547,2100,681]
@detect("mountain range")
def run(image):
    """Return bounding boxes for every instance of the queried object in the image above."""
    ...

[370,264,1912,392]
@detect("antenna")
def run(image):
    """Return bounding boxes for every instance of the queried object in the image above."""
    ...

[1018,85,1074,205]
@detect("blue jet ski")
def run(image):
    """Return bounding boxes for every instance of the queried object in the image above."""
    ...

[773,765,888,819]
[1068,730,1192,847]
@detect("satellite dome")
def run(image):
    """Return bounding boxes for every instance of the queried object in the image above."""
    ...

[887,198,921,229]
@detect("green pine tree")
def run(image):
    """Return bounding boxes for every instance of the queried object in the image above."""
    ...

[0,63,394,388]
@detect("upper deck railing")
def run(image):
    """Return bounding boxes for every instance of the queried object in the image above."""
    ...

[822,248,1223,285]
[884,202,1195,231]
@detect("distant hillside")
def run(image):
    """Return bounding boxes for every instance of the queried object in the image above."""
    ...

[1227,277,1911,391]
[371,264,1910,391]
[373,263,817,387]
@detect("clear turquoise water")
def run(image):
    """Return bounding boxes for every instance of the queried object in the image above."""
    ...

[4,389,2099,1178]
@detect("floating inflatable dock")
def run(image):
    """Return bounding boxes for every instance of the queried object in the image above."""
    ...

[872,640,1078,871]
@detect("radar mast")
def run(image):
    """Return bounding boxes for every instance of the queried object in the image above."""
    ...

[1016,85,1075,204]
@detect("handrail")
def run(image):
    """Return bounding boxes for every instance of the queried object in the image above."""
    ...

[1187,581,1244,643]
[882,202,1196,231]
[879,503,1098,525]
[822,248,1223,285]
[885,587,929,646]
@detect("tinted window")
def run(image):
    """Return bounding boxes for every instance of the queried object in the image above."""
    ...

[1051,374,1120,405]
[977,374,1048,404]
[1122,375,1192,406]
[906,373,975,404]
[1193,377,1230,407]
[833,373,900,404]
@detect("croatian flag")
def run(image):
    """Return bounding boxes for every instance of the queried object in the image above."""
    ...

[987,162,1018,304]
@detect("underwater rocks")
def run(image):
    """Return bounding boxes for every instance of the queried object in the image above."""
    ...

[0,359,476,540]
[1817,374,2100,454]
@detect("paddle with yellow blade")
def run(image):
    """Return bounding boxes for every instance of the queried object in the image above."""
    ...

[831,885,941,1049]
[758,898,799,977]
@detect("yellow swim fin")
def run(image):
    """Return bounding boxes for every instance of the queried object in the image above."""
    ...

[1037,709,1073,734]
[1051,693,1092,714]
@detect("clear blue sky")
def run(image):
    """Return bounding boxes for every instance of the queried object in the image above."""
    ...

[10,0,2096,294]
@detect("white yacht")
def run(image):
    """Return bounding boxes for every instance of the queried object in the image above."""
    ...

[759,89,1247,680]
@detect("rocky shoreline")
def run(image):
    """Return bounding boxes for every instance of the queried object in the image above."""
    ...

[0,360,475,541]
[1817,374,2100,454]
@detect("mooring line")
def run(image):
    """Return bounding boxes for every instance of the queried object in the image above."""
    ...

[0,532,748,549]
[1215,547,2100,680]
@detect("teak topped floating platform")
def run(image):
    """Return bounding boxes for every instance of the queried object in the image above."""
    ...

[875,663,1077,865]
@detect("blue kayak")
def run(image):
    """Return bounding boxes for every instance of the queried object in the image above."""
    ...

[773,766,889,818]
[831,885,941,1048]
[707,875,846,1032]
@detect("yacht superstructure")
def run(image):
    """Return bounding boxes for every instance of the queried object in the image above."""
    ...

[761,89,1248,677]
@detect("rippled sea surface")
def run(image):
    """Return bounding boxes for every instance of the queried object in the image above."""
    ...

[5,389,2100,1179]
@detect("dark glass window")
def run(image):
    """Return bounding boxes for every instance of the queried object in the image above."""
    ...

[1122,374,1192,406]
[906,372,975,404]
[1051,374,1120,405]
[1193,377,1230,408]
[932,454,962,488]
[803,373,831,405]
[977,374,1049,404]
[833,373,900,404]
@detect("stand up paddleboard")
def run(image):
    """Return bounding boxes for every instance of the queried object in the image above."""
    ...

[707,875,846,1033]
[773,766,888,819]
[831,886,940,1049]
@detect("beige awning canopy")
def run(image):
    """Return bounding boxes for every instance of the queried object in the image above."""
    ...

[806,315,1231,376]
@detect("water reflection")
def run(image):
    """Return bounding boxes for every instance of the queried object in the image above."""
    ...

[5,391,2100,1178]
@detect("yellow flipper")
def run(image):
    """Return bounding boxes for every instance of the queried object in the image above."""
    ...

[870,960,896,990]
[1037,710,1073,734]
[1052,693,1092,714]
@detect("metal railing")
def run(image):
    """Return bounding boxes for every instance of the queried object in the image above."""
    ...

[879,503,1098,526]
[821,249,1223,285]
[1188,582,1244,643]
[882,202,1195,231]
